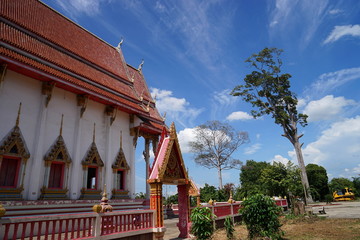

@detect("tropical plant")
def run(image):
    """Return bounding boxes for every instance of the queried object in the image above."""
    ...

[240,194,284,240]
[231,47,313,203]
[190,207,216,240]
[224,216,235,240]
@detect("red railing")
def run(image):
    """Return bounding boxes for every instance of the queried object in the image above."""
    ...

[0,209,155,240]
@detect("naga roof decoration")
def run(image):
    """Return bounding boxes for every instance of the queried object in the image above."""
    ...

[0,0,164,134]
[148,123,188,185]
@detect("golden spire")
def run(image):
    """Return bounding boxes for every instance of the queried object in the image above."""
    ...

[93,123,96,143]
[60,114,64,136]
[16,102,22,127]
[120,130,122,148]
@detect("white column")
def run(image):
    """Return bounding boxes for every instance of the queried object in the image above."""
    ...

[26,96,48,200]
[104,116,113,197]
[69,106,83,199]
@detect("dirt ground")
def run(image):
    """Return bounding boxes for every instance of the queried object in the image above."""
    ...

[212,217,360,240]
[164,201,360,240]
[212,201,360,240]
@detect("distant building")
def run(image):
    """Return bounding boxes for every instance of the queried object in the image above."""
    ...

[0,0,164,200]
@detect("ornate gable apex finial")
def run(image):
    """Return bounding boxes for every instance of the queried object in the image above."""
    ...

[137,59,144,72]
[170,122,177,139]
[92,123,96,143]
[16,102,22,127]
[115,37,124,51]
[59,114,64,136]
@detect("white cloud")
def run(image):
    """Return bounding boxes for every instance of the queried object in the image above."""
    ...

[177,128,196,154]
[270,155,291,165]
[308,67,360,97]
[328,9,343,15]
[324,25,360,44]
[300,116,360,178]
[56,0,104,17]
[226,111,253,121]
[304,95,356,122]
[244,143,261,155]
[213,89,237,106]
[151,88,203,128]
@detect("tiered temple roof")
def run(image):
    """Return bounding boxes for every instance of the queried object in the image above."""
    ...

[0,0,164,134]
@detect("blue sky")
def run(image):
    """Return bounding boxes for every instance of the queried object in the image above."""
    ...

[42,0,360,195]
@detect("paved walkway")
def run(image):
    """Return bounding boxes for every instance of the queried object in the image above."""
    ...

[309,201,360,218]
[163,217,191,240]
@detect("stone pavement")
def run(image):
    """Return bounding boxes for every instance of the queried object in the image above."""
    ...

[309,201,360,218]
[163,217,191,240]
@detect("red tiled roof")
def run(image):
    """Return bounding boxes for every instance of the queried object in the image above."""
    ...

[0,0,165,130]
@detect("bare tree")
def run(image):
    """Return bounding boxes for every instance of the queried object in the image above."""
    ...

[189,120,249,189]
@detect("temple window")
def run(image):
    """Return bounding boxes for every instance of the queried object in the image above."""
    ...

[86,166,98,189]
[41,115,72,199]
[0,104,30,200]
[111,134,130,199]
[80,135,104,199]
[116,170,125,190]
[0,156,20,188]
[48,162,65,189]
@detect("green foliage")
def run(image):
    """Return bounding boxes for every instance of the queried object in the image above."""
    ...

[164,193,178,206]
[352,177,360,197]
[190,207,216,240]
[329,178,354,193]
[240,194,284,240]
[324,194,333,203]
[224,216,235,240]
[135,192,146,199]
[306,164,329,201]
[239,160,270,198]
[189,120,249,188]
[200,183,228,202]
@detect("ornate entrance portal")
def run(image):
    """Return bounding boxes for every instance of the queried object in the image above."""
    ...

[148,123,195,238]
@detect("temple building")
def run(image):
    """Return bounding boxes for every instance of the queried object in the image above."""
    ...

[0,0,165,201]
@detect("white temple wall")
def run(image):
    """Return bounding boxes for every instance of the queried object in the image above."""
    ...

[0,70,137,200]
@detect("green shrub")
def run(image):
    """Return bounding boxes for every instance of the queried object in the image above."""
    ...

[324,194,333,204]
[190,207,216,240]
[224,216,235,239]
[240,194,284,239]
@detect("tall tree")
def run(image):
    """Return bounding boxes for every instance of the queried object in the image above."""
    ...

[231,48,313,203]
[190,120,249,189]
[306,164,329,201]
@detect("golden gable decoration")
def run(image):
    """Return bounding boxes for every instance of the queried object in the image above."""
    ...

[44,135,72,166]
[82,142,104,167]
[112,148,129,170]
[0,103,30,161]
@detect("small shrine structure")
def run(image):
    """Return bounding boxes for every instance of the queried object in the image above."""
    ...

[148,123,192,238]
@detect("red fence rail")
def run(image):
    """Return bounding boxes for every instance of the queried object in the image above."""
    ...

[0,209,155,240]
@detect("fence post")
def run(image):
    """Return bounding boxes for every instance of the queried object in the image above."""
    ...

[93,213,102,237]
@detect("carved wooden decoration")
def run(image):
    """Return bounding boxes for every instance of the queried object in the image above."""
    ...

[112,147,129,170]
[43,135,72,166]
[82,142,104,167]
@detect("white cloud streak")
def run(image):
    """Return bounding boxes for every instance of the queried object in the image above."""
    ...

[307,67,360,97]
[244,143,262,155]
[324,25,360,44]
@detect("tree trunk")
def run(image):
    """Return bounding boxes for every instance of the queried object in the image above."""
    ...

[294,140,313,204]
[218,167,223,189]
